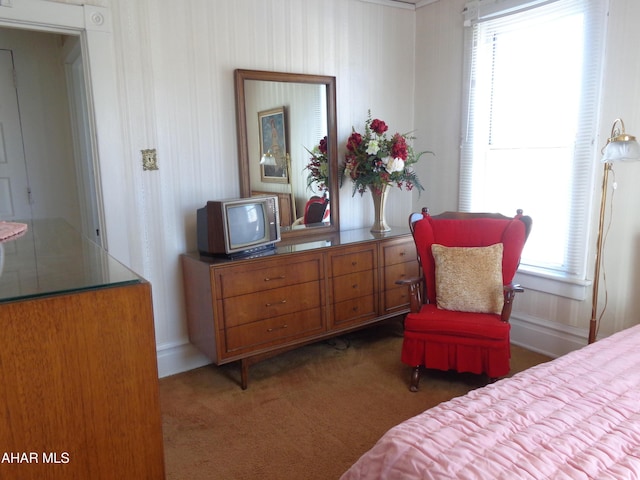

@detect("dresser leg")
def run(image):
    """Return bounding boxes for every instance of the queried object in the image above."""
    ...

[241,359,249,390]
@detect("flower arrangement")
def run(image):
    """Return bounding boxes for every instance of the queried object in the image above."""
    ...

[305,136,330,194]
[341,112,427,196]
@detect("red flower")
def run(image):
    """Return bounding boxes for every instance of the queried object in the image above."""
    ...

[341,111,428,197]
[370,119,388,135]
[305,136,330,193]
[318,136,328,155]
[346,132,362,152]
[390,134,408,160]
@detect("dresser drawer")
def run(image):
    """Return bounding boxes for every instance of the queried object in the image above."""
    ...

[216,256,322,298]
[222,281,322,328]
[332,295,376,325]
[224,308,324,353]
[384,285,412,312]
[331,271,375,304]
[330,249,375,276]
[382,240,416,266]
[383,261,419,290]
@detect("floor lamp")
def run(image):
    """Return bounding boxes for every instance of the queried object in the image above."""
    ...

[589,118,640,344]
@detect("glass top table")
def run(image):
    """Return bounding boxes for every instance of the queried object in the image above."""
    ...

[0,218,142,303]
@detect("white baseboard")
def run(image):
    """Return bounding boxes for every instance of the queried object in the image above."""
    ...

[155,341,211,378]
[509,313,588,359]
[155,316,588,377]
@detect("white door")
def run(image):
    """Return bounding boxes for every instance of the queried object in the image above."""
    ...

[0,49,31,220]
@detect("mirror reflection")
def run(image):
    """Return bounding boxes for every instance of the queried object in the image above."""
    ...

[235,70,339,239]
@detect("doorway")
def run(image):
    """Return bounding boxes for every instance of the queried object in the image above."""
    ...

[0,27,102,245]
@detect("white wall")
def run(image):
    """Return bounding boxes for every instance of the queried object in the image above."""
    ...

[413,0,464,215]
[104,0,418,376]
[414,0,640,356]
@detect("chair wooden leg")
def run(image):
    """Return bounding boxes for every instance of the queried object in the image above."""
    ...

[409,366,420,392]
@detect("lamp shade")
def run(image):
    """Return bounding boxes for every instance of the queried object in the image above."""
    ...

[601,137,640,163]
[601,118,640,163]
[260,151,277,165]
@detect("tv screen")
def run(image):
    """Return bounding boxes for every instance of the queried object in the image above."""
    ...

[227,203,266,248]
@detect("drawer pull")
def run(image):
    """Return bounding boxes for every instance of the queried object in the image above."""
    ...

[351,261,357,266]
[399,251,406,256]
[352,284,358,289]
[267,324,288,332]
[264,275,285,282]
[265,299,287,307]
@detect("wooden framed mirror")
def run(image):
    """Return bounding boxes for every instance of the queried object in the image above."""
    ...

[234,69,339,240]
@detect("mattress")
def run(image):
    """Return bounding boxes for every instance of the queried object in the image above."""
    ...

[341,324,640,479]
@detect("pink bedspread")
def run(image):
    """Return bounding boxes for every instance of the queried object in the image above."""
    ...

[342,324,640,479]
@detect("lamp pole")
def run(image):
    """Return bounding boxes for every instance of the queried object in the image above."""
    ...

[588,162,612,344]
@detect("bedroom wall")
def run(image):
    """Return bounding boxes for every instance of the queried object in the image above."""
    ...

[413,0,640,357]
[111,0,420,376]
[6,0,639,375]
[15,0,416,376]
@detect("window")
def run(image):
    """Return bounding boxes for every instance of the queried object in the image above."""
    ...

[460,0,607,290]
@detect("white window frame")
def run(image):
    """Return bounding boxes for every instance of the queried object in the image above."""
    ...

[459,0,608,300]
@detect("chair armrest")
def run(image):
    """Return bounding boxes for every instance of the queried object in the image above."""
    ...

[507,283,524,293]
[501,283,524,322]
[396,276,424,313]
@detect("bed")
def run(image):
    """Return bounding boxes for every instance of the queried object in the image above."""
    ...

[341,324,640,479]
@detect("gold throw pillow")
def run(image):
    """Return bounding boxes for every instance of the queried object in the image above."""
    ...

[431,243,504,314]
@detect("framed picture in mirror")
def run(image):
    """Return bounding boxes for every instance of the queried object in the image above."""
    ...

[258,107,288,183]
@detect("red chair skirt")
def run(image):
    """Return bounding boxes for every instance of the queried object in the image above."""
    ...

[401,305,511,377]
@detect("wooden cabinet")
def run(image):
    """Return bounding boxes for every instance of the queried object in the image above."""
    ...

[181,227,416,389]
[0,220,165,480]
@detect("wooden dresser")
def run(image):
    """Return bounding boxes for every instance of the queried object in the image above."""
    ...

[0,220,165,480]
[181,227,417,388]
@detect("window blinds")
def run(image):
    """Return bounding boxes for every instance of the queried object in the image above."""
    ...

[459,0,607,278]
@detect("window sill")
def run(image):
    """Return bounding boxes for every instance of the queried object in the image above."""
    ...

[514,266,591,301]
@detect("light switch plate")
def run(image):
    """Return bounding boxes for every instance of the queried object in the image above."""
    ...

[141,149,158,171]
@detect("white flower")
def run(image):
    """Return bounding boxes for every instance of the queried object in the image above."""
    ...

[366,140,380,155]
[385,157,405,174]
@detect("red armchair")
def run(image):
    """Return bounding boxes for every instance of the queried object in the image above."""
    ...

[398,208,532,392]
